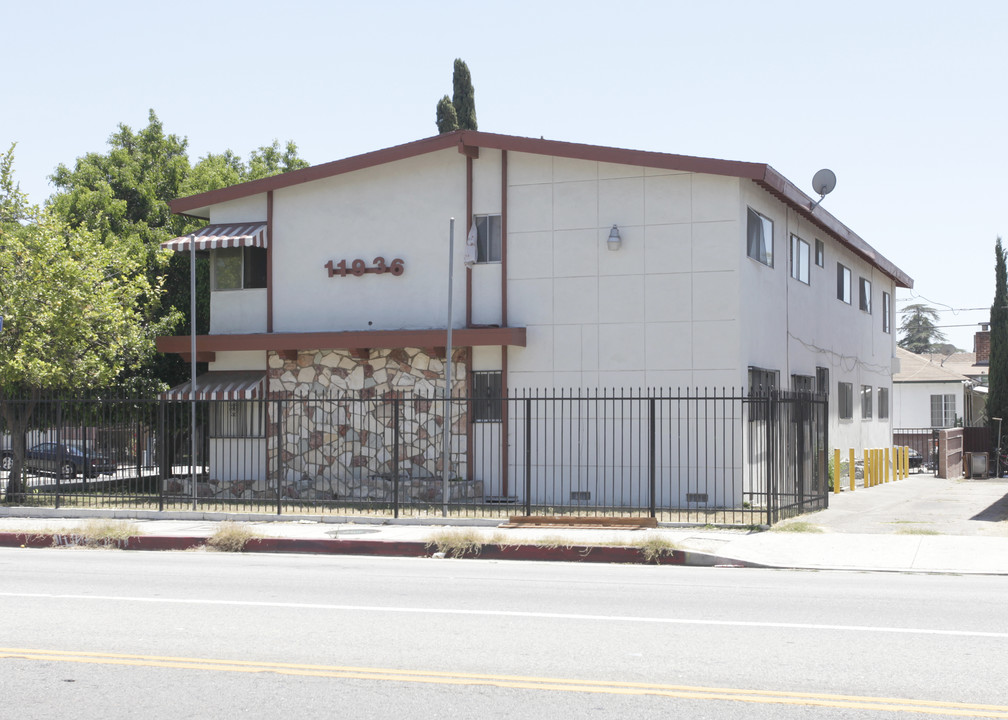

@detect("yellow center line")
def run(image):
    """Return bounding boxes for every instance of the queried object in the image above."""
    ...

[3,647,1006,717]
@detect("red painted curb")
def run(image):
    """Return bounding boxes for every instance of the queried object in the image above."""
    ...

[0,531,691,564]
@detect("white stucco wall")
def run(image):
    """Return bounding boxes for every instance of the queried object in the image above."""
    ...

[208,195,267,225]
[737,181,897,454]
[893,381,962,429]
[209,289,267,335]
[271,148,467,332]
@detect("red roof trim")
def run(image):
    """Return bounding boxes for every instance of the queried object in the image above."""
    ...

[156,327,527,355]
[169,130,912,288]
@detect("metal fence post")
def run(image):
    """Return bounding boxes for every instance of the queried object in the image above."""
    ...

[393,395,400,519]
[524,396,532,516]
[276,398,284,516]
[648,396,656,518]
[55,398,62,510]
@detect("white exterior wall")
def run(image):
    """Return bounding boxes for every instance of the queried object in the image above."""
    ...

[738,181,896,454]
[505,153,743,391]
[893,381,961,428]
[471,149,503,326]
[271,149,467,332]
[210,289,267,335]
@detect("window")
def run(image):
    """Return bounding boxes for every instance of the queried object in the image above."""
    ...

[878,387,889,419]
[748,367,779,392]
[210,401,264,438]
[816,367,829,397]
[930,394,956,427]
[471,371,502,422]
[838,382,853,419]
[475,215,502,263]
[790,235,810,284]
[861,385,873,419]
[791,374,814,392]
[746,208,773,267]
[859,277,872,313]
[837,264,851,303]
[212,247,267,291]
[815,239,824,267]
[882,291,891,333]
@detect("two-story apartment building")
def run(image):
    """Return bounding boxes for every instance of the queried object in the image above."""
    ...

[158,131,912,506]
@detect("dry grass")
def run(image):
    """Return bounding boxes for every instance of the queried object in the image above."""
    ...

[636,534,681,563]
[895,527,942,536]
[425,528,487,558]
[206,522,261,552]
[50,519,142,548]
[770,521,823,533]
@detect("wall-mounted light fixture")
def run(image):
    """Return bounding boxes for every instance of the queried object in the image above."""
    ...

[607,224,621,251]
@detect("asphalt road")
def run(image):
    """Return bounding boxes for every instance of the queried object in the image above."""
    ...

[2,549,1007,719]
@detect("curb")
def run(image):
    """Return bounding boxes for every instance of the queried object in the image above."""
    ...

[0,531,746,567]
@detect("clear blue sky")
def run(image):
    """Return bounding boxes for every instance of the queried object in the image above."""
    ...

[4,0,1004,351]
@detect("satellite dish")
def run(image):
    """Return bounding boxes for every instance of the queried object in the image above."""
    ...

[809,168,836,210]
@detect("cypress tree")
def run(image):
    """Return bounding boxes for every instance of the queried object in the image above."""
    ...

[988,237,1008,435]
[451,59,477,131]
[436,95,459,134]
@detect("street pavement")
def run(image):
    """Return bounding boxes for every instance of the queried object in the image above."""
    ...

[1,471,1006,573]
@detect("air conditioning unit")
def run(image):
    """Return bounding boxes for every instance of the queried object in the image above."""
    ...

[968,452,988,479]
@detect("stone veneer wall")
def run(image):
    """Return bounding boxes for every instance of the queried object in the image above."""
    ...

[262,347,483,503]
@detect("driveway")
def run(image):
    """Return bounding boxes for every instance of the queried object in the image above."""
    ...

[809,474,1008,536]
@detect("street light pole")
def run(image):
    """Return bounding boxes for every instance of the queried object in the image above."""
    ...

[442,218,455,518]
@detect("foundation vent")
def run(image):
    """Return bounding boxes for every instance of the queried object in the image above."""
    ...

[686,493,709,504]
[570,491,591,502]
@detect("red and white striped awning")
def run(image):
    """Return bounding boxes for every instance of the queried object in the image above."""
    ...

[160,371,266,401]
[161,223,267,252]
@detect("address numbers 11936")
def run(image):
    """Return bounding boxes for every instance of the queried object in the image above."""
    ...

[325,257,405,278]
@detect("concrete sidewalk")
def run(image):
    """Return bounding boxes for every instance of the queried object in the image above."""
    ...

[1,473,1006,573]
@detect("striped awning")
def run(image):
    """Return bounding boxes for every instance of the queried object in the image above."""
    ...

[161,223,267,252]
[160,371,265,401]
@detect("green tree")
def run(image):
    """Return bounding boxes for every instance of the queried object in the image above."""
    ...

[48,111,309,389]
[0,147,161,501]
[988,237,1008,432]
[452,58,478,131]
[436,95,459,134]
[898,303,947,354]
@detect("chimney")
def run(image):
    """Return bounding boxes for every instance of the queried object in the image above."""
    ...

[975,323,991,365]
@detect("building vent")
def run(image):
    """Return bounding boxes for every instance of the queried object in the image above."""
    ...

[686,493,709,504]
[570,491,591,502]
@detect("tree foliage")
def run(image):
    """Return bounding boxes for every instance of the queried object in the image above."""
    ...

[1,147,160,500]
[436,95,459,134]
[988,237,1008,431]
[898,303,947,354]
[47,110,309,389]
[452,59,478,131]
[435,59,477,133]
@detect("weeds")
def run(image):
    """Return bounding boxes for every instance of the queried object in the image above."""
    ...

[770,521,823,533]
[895,527,941,535]
[51,519,142,549]
[637,534,680,563]
[206,522,261,552]
[425,528,486,558]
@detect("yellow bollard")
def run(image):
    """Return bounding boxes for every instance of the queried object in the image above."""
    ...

[885,448,891,483]
[872,449,878,487]
[864,449,871,488]
[833,449,841,494]
[904,445,909,479]
[849,448,856,491]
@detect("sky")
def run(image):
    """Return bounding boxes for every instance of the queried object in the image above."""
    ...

[3,0,1005,352]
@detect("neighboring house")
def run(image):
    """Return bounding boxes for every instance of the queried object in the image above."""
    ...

[893,346,977,428]
[156,131,912,501]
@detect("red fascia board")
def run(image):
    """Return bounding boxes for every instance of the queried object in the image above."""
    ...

[170,132,466,215]
[757,166,913,289]
[156,327,527,355]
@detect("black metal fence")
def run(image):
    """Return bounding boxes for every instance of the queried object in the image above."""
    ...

[0,388,828,525]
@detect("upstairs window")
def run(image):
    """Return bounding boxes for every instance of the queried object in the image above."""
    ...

[746,208,773,267]
[212,247,267,290]
[882,291,891,333]
[790,234,810,284]
[861,385,873,419]
[816,366,829,397]
[475,214,502,263]
[837,264,851,304]
[815,239,824,267]
[859,277,872,313]
[878,387,889,419]
[838,382,853,419]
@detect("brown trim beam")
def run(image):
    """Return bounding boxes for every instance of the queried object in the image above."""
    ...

[465,155,473,328]
[266,191,274,332]
[180,352,216,363]
[157,327,527,355]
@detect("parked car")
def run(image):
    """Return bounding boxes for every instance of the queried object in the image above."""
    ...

[0,450,10,472]
[907,448,924,470]
[18,442,117,479]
